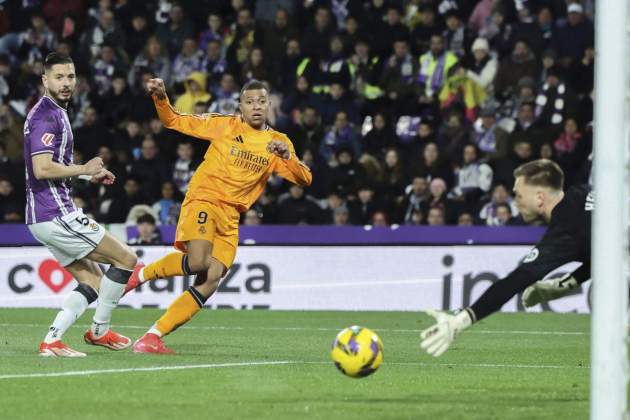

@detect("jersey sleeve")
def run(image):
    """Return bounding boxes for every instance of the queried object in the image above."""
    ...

[273,136,313,186]
[468,227,581,322]
[153,95,226,141]
[29,115,58,156]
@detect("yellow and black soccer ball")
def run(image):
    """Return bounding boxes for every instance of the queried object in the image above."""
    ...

[330,325,383,378]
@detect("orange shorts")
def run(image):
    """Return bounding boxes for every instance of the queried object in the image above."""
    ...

[174,200,240,269]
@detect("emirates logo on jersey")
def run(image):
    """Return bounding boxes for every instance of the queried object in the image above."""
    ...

[41,133,55,146]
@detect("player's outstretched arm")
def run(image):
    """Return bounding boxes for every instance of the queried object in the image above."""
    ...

[268,139,312,186]
[147,78,215,141]
[32,154,103,180]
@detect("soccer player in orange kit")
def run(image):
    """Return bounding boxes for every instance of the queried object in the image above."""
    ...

[130,78,312,353]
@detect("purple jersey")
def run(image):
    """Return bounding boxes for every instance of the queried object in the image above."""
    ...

[23,96,78,224]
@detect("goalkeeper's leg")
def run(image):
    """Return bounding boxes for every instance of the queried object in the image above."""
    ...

[522,263,590,308]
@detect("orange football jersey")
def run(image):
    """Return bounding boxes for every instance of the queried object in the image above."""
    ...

[153,96,312,212]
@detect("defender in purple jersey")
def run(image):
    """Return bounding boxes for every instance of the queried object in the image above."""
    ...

[26,53,139,357]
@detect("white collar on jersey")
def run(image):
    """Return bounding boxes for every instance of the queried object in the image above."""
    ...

[43,95,68,112]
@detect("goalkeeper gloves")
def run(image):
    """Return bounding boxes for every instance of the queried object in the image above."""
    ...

[521,274,578,308]
[420,309,473,357]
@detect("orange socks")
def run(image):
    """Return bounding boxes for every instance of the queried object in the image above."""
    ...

[143,252,192,281]
[153,287,207,336]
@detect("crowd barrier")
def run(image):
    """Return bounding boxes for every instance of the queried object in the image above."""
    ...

[0,224,588,312]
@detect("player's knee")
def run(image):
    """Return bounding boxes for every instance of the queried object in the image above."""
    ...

[119,247,138,270]
[187,253,212,273]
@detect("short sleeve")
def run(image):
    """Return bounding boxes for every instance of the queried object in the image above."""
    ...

[29,116,58,157]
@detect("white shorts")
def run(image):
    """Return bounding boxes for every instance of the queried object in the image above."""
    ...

[28,210,106,267]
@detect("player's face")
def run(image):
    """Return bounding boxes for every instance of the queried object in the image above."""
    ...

[43,63,76,105]
[239,89,270,129]
[513,177,543,223]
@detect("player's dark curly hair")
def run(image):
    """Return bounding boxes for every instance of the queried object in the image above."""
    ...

[513,159,564,191]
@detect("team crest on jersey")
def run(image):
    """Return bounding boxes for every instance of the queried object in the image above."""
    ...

[523,248,539,263]
[89,222,99,232]
[199,226,206,234]
[41,133,55,146]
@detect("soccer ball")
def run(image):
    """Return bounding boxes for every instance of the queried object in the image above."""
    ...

[330,325,383,378]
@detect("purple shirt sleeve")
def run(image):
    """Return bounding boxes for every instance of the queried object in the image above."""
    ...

[29,115,59,157]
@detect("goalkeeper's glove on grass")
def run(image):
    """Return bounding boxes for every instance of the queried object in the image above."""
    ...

[420,309,473,357]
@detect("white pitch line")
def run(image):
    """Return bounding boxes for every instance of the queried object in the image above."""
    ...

[0,360,588,380]
[0,361,293,380]
[0,323,588,336]
[301,361,589,370]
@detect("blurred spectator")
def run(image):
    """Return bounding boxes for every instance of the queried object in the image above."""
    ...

[471,105,509,158]
[262,8,298,65]
[241,47,270,85]
[0,176,22,222]
[379,39,418,113]
[281,77,322,129]
[156,3,195,57]
[171,38,205,89]
[363,113,397,159]
[380,148,408,209]
[276,184,322,224]
[129,137,171,203]
[449,144,493,209]
[209,73,239,115]
[492,139,535,188]
[349,185,379,225]
[327,148,365,198]
[534,66,577,127]
[427,207,446,226]
[128,213,162,245]
[74,106,110,158]
[401,176,430,224]
[553,3,593,69]
[319,111,361,163]
[202,39,228,90]
[243,208,262,226]
[0,105,22,161]
[442,9,473,58]
[199,13,227,53]
[152,181,182,225]
[332,205,350,226]
[423,177,457,225]
[174,71,212,114]
[91,44,126,96]
[417,33,458,101]
[494,40,539,100]
[81,9,126,63]
[126,14,151,59]
[478,184,519,226]
[320,83,359,126]
[172,141,199,194]
[412,142,454,188]
[371,210,389,227]
[301,7,335,60]
[128,36,171,89]
[285,106,325,158]
[457,212,474,226]
[466,37,497,96]
[106,177,147,223]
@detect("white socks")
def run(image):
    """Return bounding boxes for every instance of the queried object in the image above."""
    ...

[44,284,97,343]
[91,267,132,339]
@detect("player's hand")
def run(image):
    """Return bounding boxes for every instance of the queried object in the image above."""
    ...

[266,140,291,159]
[146,78,167,100]
[521,274,578,308]
[83,157,104,176]
[420,309,472,357]
[90,169,116,185]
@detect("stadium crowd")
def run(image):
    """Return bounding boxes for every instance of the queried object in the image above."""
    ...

[0,0,594,231]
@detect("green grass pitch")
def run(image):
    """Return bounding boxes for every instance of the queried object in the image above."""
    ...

[0,309,591,419]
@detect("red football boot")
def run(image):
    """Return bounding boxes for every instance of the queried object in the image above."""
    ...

[132,333,175,354]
